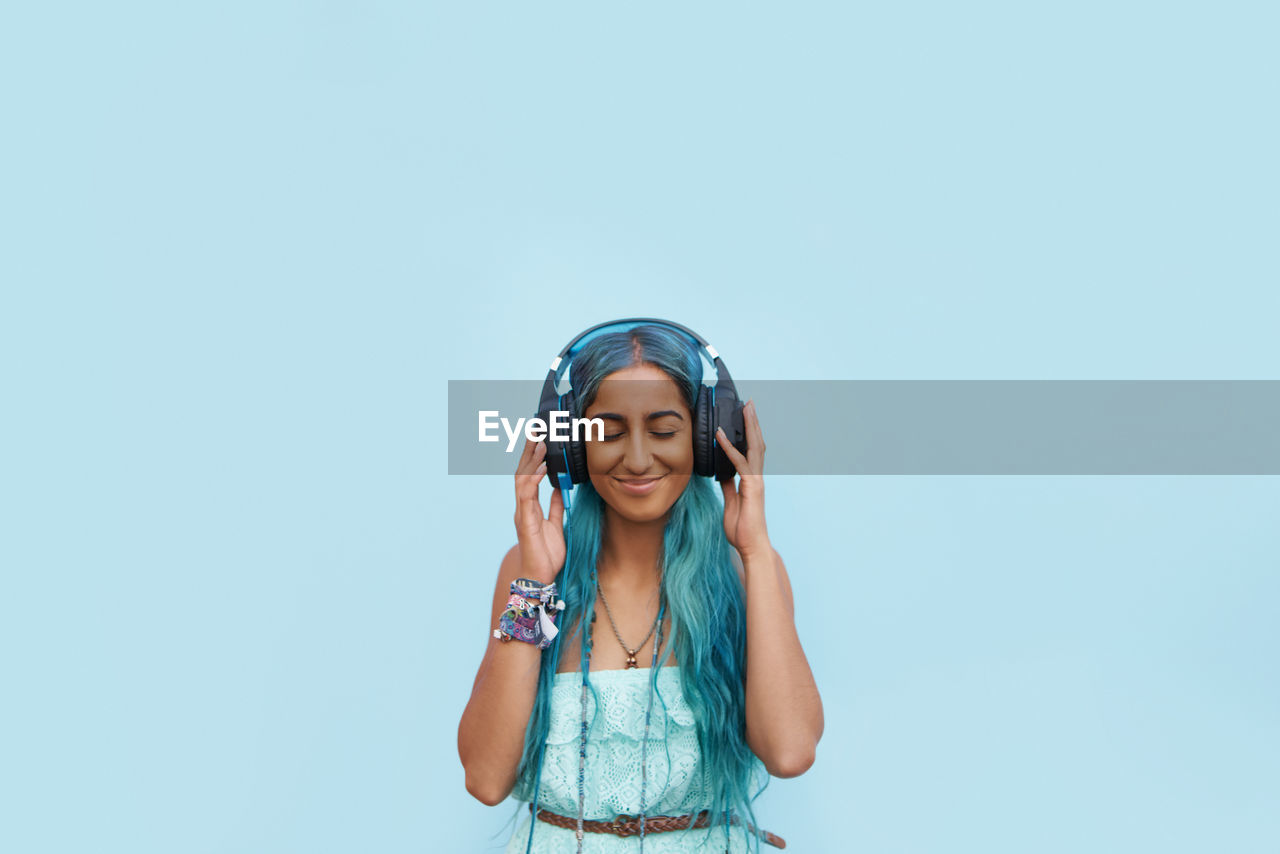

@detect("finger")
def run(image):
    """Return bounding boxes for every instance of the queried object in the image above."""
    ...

[515,435,533,474]
[548,483,564,528]
[716,426,749,474]
[528,435,548,466]
[719,476,740,514]
[515,459,546,503]
[515,435,548,478]
[744,400,766,469]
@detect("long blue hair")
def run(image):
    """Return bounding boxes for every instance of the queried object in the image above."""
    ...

[510,323,769,852]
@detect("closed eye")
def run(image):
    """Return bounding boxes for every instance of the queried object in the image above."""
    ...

[601,431,678,441]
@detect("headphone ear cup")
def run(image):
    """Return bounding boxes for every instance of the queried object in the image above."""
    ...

[559,390,590,485]
[567,433,588,485]
[692,385,716,478]
[539,390,579,487]
[713,392,746,482]
[537,404,564,486]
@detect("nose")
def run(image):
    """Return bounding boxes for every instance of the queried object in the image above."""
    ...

[621,431,654,474]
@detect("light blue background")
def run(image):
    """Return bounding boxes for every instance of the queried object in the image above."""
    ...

[2,2,1277,853]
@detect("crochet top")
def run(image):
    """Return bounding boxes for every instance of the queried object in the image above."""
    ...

[504,665,762,853]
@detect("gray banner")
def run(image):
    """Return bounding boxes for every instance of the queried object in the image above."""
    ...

[448,380,1280,474]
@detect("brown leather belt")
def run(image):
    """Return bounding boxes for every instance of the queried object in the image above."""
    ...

[530,803,786,849]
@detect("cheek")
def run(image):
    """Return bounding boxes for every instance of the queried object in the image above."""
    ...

[665,472,693,495]
[667,439,695,472]
[583,441,617,473]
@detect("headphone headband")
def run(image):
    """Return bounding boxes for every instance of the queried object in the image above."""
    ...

[535,318,747,501]
[546,317,721,383]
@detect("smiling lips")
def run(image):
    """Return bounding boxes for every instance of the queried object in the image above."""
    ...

[614,476,663,495]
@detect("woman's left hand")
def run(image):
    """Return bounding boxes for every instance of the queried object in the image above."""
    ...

[715,399,772,560]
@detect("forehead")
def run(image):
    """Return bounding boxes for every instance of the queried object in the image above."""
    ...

[585,364,689,414]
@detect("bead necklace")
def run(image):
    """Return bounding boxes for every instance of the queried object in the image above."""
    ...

[598,580,662,668]
[576,586,667,854]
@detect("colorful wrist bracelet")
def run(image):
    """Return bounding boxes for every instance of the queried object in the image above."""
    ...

[492,577,566,650]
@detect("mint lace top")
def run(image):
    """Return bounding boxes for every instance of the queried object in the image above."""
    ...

[503,665,760,853]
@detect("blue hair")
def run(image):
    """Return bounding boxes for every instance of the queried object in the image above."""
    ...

[511,324,769,852]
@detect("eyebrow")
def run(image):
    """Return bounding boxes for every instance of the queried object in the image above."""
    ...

[589,410,685,423]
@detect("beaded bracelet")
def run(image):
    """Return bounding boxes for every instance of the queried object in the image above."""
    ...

[492,577,566,650]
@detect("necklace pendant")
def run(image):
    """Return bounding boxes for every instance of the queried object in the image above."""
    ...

[625,653,638,669]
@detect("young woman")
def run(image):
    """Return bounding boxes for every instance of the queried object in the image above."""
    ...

[458,320,823,852]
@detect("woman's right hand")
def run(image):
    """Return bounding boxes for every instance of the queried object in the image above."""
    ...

[513,437,566,584]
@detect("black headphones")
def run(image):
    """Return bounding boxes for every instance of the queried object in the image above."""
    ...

[535,318,748,493]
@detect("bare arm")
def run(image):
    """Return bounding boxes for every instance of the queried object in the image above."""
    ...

[457,437,565,805]
[737,546,824,778]
[457,545,546,805]
[716,399,823,778]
